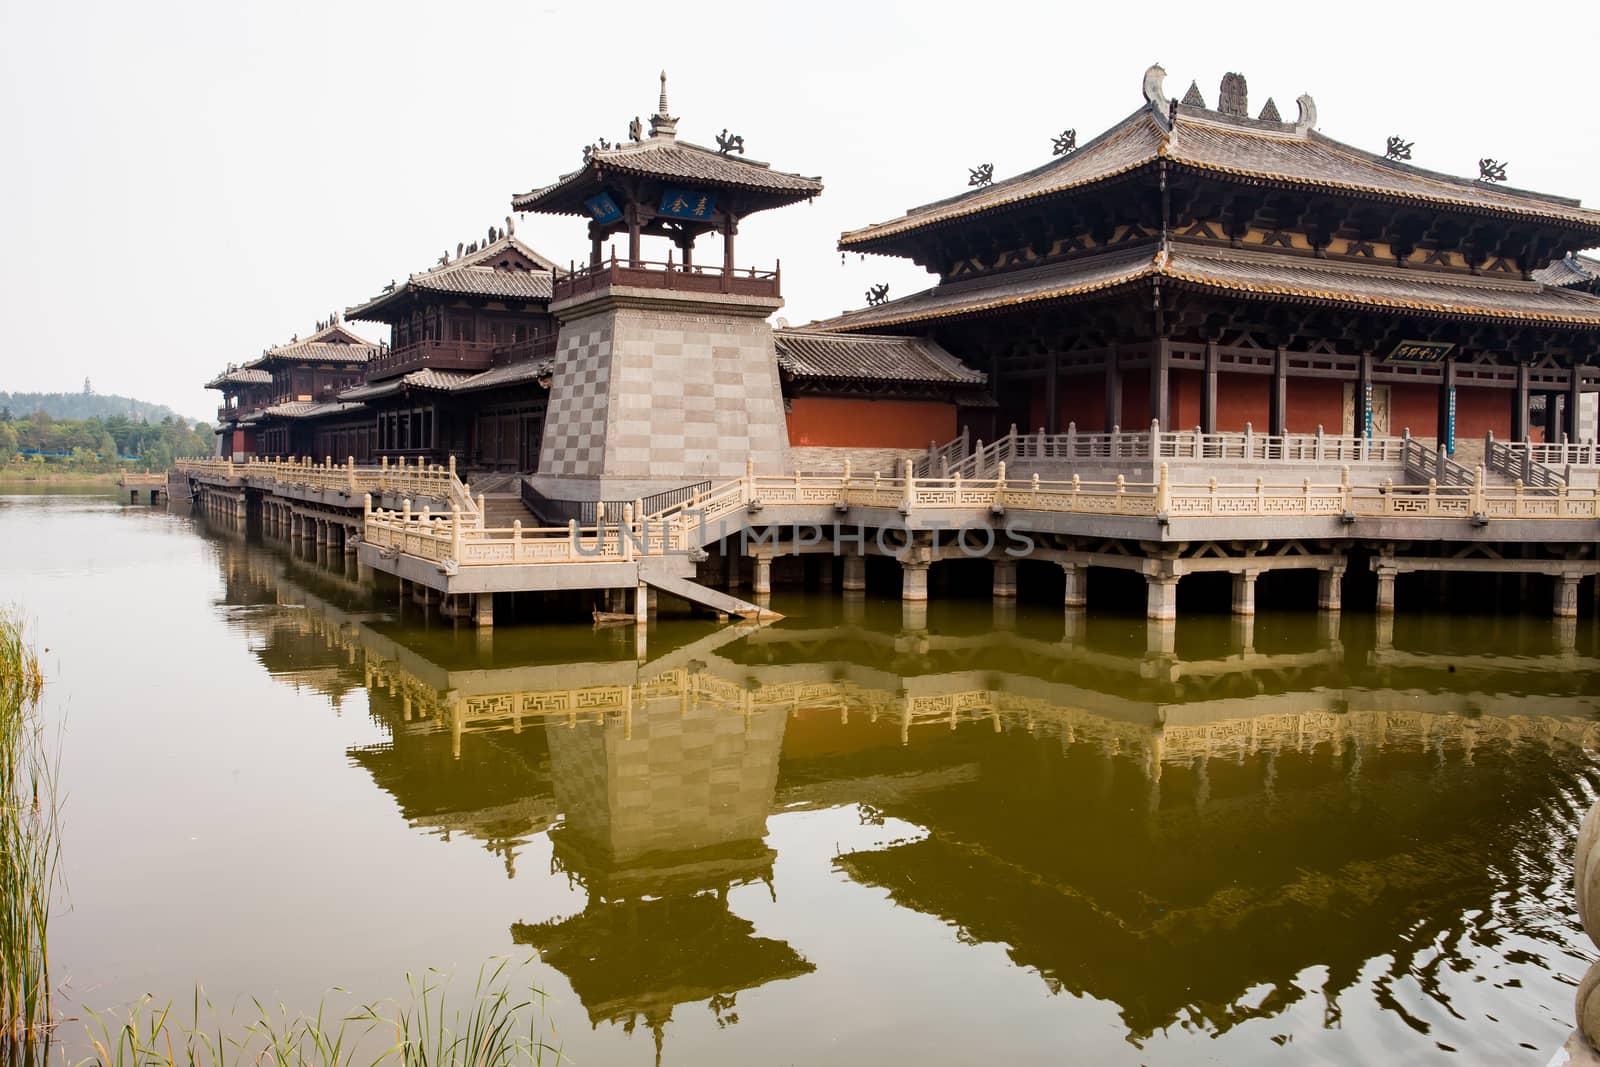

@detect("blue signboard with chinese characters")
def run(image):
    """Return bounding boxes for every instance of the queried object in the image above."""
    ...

[658,188,717,220]
[583,192,623,225]
[1363,382,1373,440]
[1446,386,1457,455]
[1386,340,1455,365]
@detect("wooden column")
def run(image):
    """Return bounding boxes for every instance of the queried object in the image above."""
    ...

[1201,341,1219,433]
[1104,347,1123,430]
[1270,345,1288,436]
[1545,389,1564,442]
[1567,363,1586,443]
[590,234,603,267]
[1044,354,1059,434]
[1513,360,1531,441]
[626,204,641,267]
[722,214,737,273]
[1150,339,1171,429]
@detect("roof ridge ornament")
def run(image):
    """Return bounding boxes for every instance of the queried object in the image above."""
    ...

[716,129,746,155]
[1218,73,1248,118]
[865,283,889,307]
[1385,136,1413,161]
[1142,63,1169,116]
[1051,128,1077,156]
[1181,80,1205,108]
[648,70,678,140]
[1479,158,1509,183]
[1258,97,1280,123]
[968,163,994,187]
[1294,93,1317,134]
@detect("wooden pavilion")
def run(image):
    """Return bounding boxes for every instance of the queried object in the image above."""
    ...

[821,66,1600,456]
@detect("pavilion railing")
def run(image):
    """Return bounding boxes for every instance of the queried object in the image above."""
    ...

[553,255,781,303]
[1399,435,1477,488]
[937,423,1410,479]
[1485,434,1566,489]
[357,461,1600,571]
[176,456,483,524]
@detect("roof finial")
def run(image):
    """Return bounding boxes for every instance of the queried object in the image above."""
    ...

[648,70,678,139]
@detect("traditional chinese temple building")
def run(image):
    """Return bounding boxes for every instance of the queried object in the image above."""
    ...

[209,320,378,460]
[821,66,1600,456]
[341,225,561,470]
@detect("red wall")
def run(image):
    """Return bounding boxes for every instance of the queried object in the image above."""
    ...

[1170,370,1201,431]
[787,397,957,448]
[1062,373,1105,431]
[1390,383,1437,438]
[1286,378,1344,434]
[1216,374,1270,432]
[1453,385,1511,440]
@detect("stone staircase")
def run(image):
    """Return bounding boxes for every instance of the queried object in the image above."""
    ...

[480,492,540,528]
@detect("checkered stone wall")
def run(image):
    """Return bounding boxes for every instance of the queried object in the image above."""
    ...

[537,304,791,485]
[538,325,613,478]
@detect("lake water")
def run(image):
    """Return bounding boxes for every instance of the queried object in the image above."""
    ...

[3,488,1597,1064]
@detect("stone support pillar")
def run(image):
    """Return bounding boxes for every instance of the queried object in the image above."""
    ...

[1556,573,1581,618]
[1230,570,1258,617]
[901,560,930,602]
[635,583,648,625]
[1375,565,1397,615]
[842,553,866,591]
[992,559,1017,599]
[752,556,772,596]
[1317,567,1345,612]
[1146,574,1179,621]
[474,593,494,629]
[1061,563,1087,608]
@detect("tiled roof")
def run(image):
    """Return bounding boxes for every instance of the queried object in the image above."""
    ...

[840,103,1600,253]
[514,137,822,216]
[255,322,380,366]
[205,366,273,389]
[1535,253,1600,289]
[336,361,552,402]
[813,244,1600,331]
[813,247,1158,331]
[261,400,367,420]
[452,359,553,392]
[338,369,475,401]
[346,235,559,321]
[774,330,985,385]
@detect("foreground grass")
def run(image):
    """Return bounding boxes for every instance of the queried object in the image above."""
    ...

[0,610,57,1063]
[78,961,566,1067]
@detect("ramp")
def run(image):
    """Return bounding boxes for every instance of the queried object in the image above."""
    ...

[639,559,781,620]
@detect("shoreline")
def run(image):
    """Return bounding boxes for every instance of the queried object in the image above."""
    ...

[0,470,125,487]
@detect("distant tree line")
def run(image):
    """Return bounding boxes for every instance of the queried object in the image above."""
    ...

[0,391,196,425]
[0,409,212,472]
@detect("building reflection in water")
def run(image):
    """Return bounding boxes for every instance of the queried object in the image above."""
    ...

[209,529,1600,1050]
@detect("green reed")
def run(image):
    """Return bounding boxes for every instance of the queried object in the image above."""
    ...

[0,610,58,1064]
[76,960,565,1067]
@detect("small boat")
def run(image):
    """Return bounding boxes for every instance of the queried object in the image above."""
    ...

[592,610,636,626]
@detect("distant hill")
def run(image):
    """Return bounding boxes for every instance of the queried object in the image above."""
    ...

[0,391,200,426]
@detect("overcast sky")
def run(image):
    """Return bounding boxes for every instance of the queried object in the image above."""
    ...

[2,0,1596,420]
